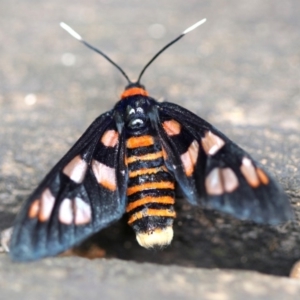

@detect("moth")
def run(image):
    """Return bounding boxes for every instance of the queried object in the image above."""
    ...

[9,19,293,261]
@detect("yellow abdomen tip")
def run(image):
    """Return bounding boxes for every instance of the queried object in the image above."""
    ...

[136,227,174,249]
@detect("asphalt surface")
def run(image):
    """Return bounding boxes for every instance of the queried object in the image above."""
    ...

[1,0,300,298]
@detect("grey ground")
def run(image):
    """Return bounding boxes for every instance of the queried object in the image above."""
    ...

[1,0,300,298]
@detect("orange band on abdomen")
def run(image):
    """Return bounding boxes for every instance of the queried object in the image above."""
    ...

[127,181,175,196]
[126,151,163,165]
[126,135,154,149]
[128,209,176,224]
[128,166,168,178]
[126,196,175,212]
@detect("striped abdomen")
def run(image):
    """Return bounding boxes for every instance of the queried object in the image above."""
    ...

[125,134,176,248]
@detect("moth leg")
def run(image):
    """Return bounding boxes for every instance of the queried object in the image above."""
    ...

[0,227,13,253]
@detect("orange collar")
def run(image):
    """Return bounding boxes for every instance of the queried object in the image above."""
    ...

[121,87,149,99]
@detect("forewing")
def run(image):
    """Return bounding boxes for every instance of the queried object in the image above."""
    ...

[157,101,293,224]
[10,112,128,261]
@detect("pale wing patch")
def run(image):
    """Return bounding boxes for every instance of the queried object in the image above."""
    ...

[59,198,73,225]
[256,168,269,185]
[221,168,239,193]
[205,167,239,195]
[58,197,92,225]
[91,160,117,191]
[180,140,199,176]
[63,155,88,184]
[205,168,224,195]
[162,120,181,136]
[28,199,40,219]
[74,197,92,225]
[101,130,119,147]
[240,157,260,188]
[28,189,55,221]
[38,188,55,222]
[201,131,225,155]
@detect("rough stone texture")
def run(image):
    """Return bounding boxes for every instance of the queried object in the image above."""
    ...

[1,0,300,298]
[1,256,300,300]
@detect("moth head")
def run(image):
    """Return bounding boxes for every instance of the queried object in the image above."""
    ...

[125,98,149,132]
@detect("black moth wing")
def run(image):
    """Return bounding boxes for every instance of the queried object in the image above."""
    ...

[10,111,128,261]
[156,101,293,224]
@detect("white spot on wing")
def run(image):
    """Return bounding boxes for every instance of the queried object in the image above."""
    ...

[205,168,224,195]
[240,157,260,187]
[63,155,88,183]
[221,168,239,193]
[74,197,92,225]
[201,131,225,156]
[162,120,181,136]
[206,167,238,195]
[101,130,119,147]
[39,188,55,221]
[180,140,199,176]
[59,198,73,224]
[91,160,117,191]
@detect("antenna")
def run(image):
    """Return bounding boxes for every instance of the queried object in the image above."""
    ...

[137,18,206,84]
[60,22,131,84]
[60,19,206,85]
